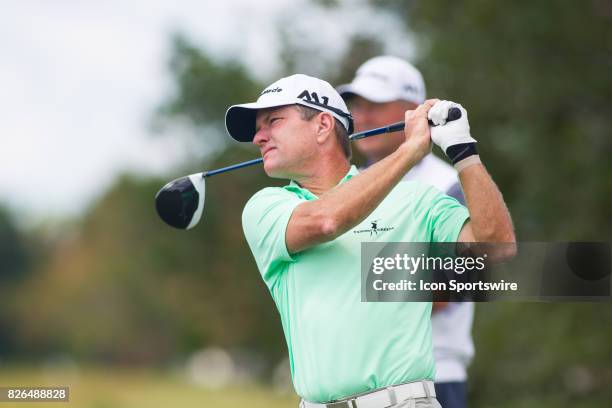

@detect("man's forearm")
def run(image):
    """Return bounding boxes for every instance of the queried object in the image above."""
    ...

[311,143,421,238]
[458,163,515,243]
[286,144,422,253]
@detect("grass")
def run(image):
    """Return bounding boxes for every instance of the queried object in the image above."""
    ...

[0,366,299,408]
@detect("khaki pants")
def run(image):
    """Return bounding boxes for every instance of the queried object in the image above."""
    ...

[392,397,443,408]
[300,397,442,408]
[300,381,441,408]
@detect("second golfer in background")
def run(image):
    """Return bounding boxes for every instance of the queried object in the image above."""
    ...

[338,56,475,408]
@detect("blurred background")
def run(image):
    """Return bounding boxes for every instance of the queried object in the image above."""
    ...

[1,0,611,407]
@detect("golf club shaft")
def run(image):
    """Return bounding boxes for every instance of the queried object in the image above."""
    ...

[202,121,408,178]
[203,157,263,178]
[348,121,405,141]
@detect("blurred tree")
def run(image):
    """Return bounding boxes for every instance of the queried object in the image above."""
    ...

[472,303,612,406]
[372,0,612,239]
[327,35,385,86]
[0,206,29,357]
[367,1,612,405]
[16,171,288,365]
[14,36,289,368]
[0,207,28,283]
[157,33,262,129]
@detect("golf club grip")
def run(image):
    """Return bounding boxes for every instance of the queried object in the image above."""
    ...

[349,107,462,141]
[398,106,463,129]
[434,106,462,124]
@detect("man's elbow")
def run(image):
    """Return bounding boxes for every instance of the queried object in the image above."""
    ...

[319,215,341,238]
[287,206,340,254]
[486,228,517,262]
[497,239,517,261]
[478,216,515,241]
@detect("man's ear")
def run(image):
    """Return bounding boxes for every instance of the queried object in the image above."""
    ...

[315,112,334,144]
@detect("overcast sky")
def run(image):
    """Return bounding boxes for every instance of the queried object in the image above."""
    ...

[0,0,410,226]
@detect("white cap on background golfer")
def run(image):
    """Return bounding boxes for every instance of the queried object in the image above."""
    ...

[337,55,426,105]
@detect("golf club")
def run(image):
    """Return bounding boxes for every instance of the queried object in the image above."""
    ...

[155,107,461,229]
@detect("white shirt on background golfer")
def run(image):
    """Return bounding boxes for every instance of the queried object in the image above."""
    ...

[404,154,475,383]
[337,55,475,385]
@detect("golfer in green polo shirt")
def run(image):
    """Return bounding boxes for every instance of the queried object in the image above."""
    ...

[225,74,515,408]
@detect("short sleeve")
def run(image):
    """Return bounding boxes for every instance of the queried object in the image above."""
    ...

[242,187,303,287]
[445,181,466,205]
[414,184,470,243]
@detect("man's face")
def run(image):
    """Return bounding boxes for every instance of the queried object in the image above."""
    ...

[347,95,417,163]
[253,105,318,179]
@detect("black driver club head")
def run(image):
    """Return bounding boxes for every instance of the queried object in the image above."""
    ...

[155,174,205,229]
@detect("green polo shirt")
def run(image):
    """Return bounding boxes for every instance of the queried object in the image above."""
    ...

[242,165,469,403]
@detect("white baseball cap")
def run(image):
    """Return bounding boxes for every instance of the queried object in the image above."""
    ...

[225,74,354,142]
[337,56,426,104]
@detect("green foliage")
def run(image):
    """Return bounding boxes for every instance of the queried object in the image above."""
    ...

[0,206,29,283]
[471,303,612,405]
[159,34,262,127]
[0,206,32,356]
[396,0,612,239]
[15,170,287,364]
[371,2,612,403]
[328,35,386,86]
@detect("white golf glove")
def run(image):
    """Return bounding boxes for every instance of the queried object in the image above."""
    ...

[428,100,480,171]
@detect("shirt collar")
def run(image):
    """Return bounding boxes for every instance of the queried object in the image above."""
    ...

[286,165,359,198]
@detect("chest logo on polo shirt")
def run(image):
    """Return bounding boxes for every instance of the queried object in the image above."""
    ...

[353,219,395,236]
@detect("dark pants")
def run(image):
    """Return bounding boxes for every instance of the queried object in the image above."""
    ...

[434,382,466,408]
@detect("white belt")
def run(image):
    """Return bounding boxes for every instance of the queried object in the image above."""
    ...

[301,381,436,408]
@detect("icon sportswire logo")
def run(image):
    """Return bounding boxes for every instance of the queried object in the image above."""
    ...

[353,219,395,236]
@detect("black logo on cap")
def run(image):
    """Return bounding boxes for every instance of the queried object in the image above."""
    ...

[297,90,329,106]
[403,84,419,93]
[295,89,353,133]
